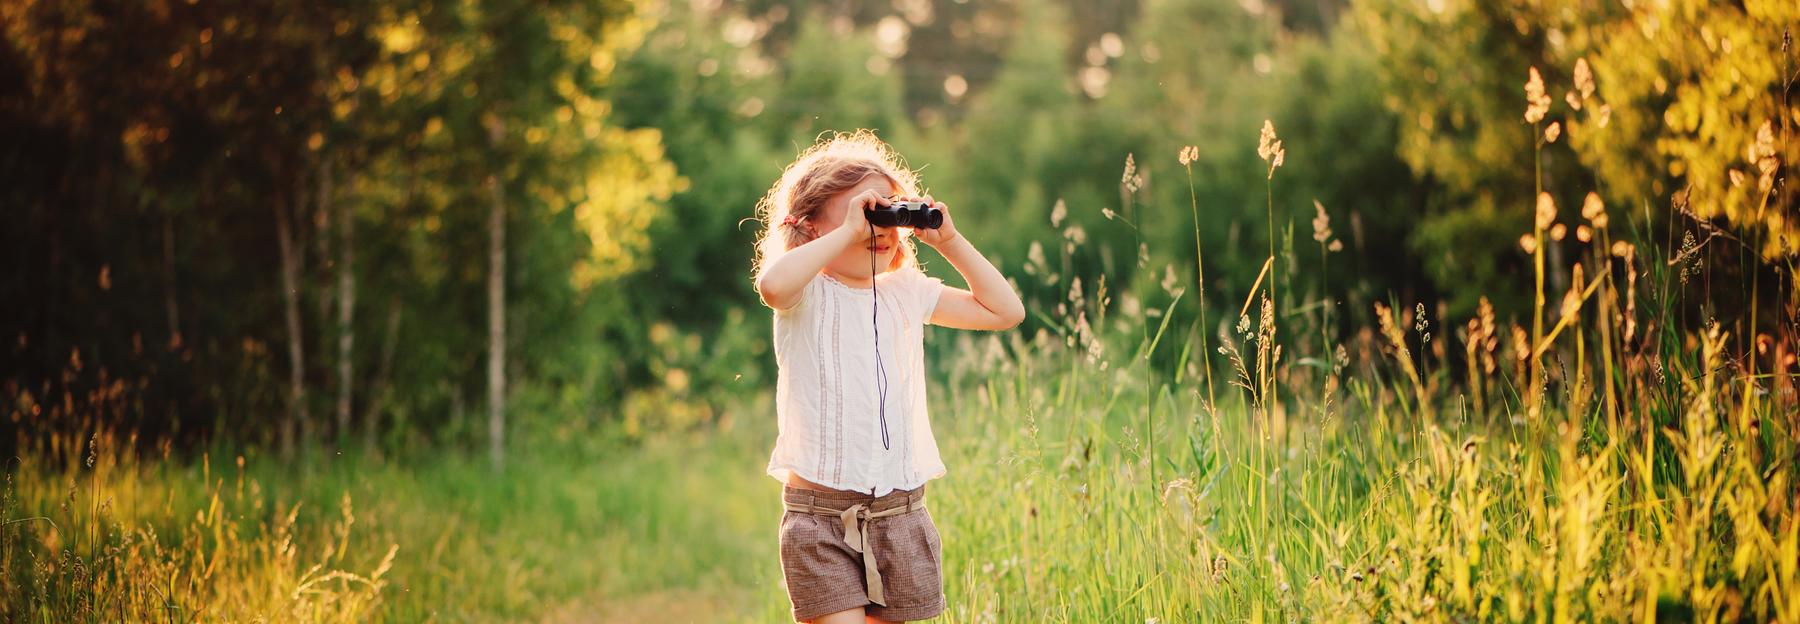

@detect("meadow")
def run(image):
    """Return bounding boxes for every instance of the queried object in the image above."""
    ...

[7,88,1798,622]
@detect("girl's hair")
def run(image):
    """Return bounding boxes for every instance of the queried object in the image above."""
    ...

[753,130,922,280]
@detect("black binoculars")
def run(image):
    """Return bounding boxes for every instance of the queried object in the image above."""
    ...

[866,200,944,229]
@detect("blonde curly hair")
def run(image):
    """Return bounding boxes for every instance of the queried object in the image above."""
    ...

[752,130,923,281]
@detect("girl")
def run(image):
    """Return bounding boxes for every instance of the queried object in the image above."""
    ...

[754,130,1024,624]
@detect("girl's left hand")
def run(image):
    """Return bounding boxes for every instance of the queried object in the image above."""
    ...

[908,194,961,248]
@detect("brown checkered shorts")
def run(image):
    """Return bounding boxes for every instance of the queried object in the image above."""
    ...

[778,484,945,622]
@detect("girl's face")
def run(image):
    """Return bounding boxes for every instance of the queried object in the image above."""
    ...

[811,176,905,283]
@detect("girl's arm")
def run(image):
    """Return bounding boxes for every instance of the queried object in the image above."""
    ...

[756,190,887,310]
[913,198,1025,331]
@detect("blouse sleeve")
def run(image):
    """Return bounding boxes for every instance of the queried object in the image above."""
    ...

[903,266,945,324]
[772,274,819,316]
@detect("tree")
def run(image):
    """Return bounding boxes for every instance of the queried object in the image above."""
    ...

[1,0,679,457]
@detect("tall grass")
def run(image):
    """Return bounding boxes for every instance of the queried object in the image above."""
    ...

[2,397,782,621]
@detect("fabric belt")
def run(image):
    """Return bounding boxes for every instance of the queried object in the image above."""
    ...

[782,490,927,606]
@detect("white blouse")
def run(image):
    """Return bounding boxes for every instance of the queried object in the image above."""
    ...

[766,266,946,497]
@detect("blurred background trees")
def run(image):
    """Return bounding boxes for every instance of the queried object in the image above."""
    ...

[3,0,1791,456]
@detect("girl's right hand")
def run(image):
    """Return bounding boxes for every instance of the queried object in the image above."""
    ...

[838,188,887,243]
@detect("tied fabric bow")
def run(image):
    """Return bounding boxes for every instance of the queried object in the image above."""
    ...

[839,502,901,605]
[781,214,801,227]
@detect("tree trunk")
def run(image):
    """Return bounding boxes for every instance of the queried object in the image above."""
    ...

[487,172,507,473]
[274,193,308,457]
[364,298,400,456]
[161,209,181,349]
[331,162,355,449]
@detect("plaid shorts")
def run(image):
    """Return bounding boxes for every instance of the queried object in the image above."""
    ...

[778,484,945,622]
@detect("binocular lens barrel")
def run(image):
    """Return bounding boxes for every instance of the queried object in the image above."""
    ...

[865,202,943,229]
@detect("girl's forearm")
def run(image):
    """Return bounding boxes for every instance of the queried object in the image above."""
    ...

[934,234,1025,322]
[758,227,857,309]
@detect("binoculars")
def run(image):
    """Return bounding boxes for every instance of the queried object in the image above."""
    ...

[866,200,944,229]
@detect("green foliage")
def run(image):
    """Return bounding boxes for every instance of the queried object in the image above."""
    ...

[1576,0,1799,257]
[1,0,680,448]
[1352,0,1798,313]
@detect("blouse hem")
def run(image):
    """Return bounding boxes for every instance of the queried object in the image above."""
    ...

[767,463,944,498]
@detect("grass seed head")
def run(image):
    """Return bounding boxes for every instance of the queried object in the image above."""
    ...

[1524,67,1552,123]
[1121,153,1143,193]
[1258,120,1285,177]
[1750,119,1779,192]
[1573,58,1595,100]
[1581,192,1607,228]
[1312,200,1335,244]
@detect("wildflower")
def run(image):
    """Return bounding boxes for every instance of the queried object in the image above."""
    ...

[1051,198,1068,228]
[1178,145,1199,167]
[1544,122,1561,143]
[1211,555,1229,583]
[1161,264,1183,296]
[1535,192,1556,231]
[1550,223,1567,241]
[1609,240,1633,258]
[1573,57,1595,100]
[1730,169,1746,188]
[1121,153,1143,193]
[1257,120,1285,178]
[1594,103,1612,128]
[1102,207,1119,221]
[1581,192,1607,228]
[1519,233,1538,254]
[1565,90,1582,111]
[1523,67,1551,123]
[1576,224,1592,243]
[1311,200,1334,244]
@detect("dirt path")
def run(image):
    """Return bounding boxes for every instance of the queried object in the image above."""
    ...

[536,586,752,624]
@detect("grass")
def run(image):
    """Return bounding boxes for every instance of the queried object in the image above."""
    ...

[7,65,1799,621]
[10,232,1793,621]
[2,417,786,621]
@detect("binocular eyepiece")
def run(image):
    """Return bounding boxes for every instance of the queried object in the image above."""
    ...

[865,200,944,229]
